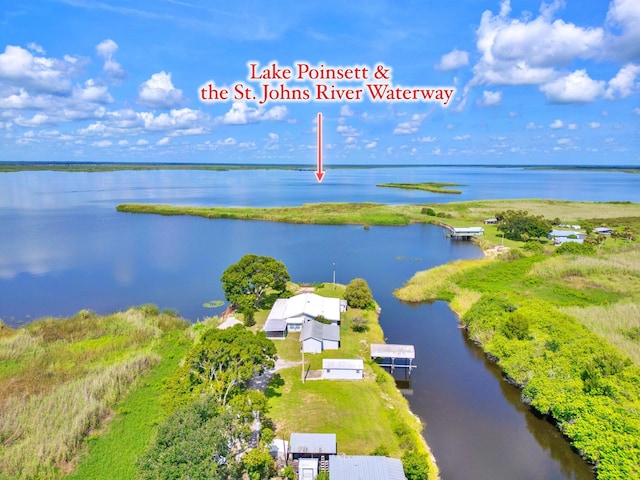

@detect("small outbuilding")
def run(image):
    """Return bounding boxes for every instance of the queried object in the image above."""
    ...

[593,227,613,235]
[301,319,340,353]
[289,433,337,460]
[322,359,364,380]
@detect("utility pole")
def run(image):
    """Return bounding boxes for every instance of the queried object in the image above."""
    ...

[332,262,336,290]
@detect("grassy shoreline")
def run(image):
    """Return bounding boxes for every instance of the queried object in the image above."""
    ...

[376,182,465,194]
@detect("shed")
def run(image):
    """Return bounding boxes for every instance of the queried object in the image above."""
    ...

[289,433,337,460]
[322,359,364,380]
[329,455,407,480]
[301,320,340,353]
[593,227,613,235]
[483,218,498,224]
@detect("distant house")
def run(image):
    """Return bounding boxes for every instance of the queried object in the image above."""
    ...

[322,358,364,380]
[289,433,337,461]
[329,455,407,480]
[549,229,585,245]
[594,227,613,235]
[483,218,498,224]
[301,320,340,353]
[262,293,341,339]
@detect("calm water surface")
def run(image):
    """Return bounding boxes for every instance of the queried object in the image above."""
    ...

[1,166,624,479]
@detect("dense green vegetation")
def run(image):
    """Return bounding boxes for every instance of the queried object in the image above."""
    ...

[376,182,464,194]
[344,277,375,309]
[395,207,640,479]
[220,254,290,325]
[138,325,277,479]
[0,307,188,480]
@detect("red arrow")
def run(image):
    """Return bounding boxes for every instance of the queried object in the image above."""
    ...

[315,112,325,183]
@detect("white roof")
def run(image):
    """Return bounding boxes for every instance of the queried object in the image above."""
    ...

[323,359,363,370]
[329,455,407,480]
[453,227,484,234]
[268,293,341,323]
[290,433,337,455]
[370,344,415,360]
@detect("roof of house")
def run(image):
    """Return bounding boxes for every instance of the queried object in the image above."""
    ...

[262,318,287,332]
[550,229,585,237]
[329,455,407,480]
[323,359,364,370]
[302,319,340,343]
[267,293,341,322]
[290,433,337,455]
[594,227,613,233]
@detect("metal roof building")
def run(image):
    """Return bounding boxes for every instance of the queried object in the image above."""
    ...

[329,455,407,480]
[289,433,337,458]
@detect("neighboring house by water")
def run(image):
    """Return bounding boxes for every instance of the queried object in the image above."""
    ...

[549,229,586,245]
[263,293,342,339]
[322,358,364,380]
[301,319,340,353]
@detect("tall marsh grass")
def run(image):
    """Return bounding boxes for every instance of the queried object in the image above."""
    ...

[0,353,159,480]
[561,302,640,364]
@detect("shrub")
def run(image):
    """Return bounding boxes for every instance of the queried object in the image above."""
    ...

[421,207,436,216]
[344,278,375,310]
[402,451,430,480]
[501,312,530,340]
[555,242,595,256]
[140,304,159,316]
[351,316,369,332]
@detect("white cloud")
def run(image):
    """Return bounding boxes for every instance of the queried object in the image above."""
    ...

[264,132,279,150]
[436,48,469,71]
[588,121,601,128]
[478,90,502,106]
[73,79,113,104]
[550,119,564,129]
[336,124,359,136]
[138,71,184,108]
[453,134,471,140]
[219,101,287,125]
[136,139,149,145]
[15,113,51,127]
[606,0,640,61]
[340,105,354,117]
[568,123,578,130]
[393,113,428,135]
[118,140,128,146]
[414,136,436,143]
[0,45,80,94]
[156,137,170,146]
[605,63,640,99]
[27,42,45,54]
[540,70,605,103]
[526,122,543,130]
[365,141,377,149]
[96,39,126,83]
[93,139,112,147]
[634,108,640,115]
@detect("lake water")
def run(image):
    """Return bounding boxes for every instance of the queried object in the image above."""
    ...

[2,165,633,479]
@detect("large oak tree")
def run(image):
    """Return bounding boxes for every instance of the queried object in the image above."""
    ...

[220,254,290,312]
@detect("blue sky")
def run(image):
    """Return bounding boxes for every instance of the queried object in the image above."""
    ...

[0,0,638,165]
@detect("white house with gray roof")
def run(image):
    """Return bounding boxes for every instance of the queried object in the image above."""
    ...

[263,293,342,339]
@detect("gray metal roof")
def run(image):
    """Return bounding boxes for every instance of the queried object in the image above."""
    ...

[329,455,407,480]
[290,433,336,455]
[262,318,287,332]
[371,343,415,360]
[301,320,340,343]
[323,359,363,370]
